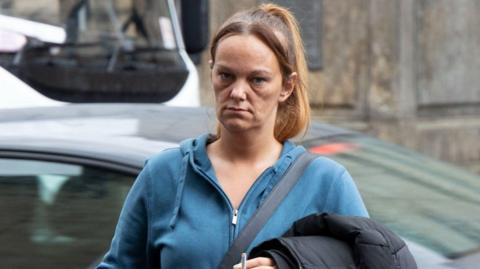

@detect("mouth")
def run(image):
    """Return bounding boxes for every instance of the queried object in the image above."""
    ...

[223,106,251,117]
[225,106,249,112]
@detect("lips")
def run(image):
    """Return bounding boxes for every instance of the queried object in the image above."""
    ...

[225,106,249,112]
[224,106,251,116]
[227,107,247,111]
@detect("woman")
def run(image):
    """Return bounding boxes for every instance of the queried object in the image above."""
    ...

[97,3,368,269]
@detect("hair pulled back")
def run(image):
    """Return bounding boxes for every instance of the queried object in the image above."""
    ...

[210,3,310,142]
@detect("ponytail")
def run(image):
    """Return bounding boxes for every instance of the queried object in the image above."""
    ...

[259,3,310,142]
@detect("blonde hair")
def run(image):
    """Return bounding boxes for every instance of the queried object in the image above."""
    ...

[210,3,310,142]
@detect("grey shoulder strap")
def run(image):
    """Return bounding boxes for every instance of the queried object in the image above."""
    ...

[218,151,317,269]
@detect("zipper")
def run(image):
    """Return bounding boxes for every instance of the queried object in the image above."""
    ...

[232,209,239,225]
[231,209,239,243]
[195,165,274,245]
[230,168,274,241]
[195,168,238,243]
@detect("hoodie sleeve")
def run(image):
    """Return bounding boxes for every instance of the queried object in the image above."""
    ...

[96,162,155,269]
[324,169,369,217]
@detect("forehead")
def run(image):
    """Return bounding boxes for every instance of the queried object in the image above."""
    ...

[214,34,280,73]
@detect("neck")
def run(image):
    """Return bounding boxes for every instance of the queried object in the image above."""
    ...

[212,128,283,164]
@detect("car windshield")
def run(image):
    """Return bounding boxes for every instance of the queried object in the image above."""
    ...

[0,0,176,50]
[302,135,480,259]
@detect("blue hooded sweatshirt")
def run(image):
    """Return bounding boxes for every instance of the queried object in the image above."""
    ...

[97,134,368,269]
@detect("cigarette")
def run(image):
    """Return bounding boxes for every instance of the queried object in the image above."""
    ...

[241,252,247,269]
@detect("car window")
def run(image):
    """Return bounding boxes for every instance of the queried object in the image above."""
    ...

[0,158,135,269]
[304,136,480,259]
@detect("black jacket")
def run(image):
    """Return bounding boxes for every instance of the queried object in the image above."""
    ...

[250,213,417,269]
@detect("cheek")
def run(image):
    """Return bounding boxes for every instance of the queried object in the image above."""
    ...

[213,85,228,101]
[212,77,228,95]
[257,85,283,107]
[213,85,233,109]
[211,80,224,99]
[249,93,277,117]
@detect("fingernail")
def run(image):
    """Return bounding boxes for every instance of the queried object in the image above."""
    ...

[232,263,241,269]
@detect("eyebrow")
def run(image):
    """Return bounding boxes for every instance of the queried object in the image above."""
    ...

[215,64,273,76]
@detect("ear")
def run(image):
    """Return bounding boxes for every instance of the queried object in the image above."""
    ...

[209,60,214,80]
[279,72,297,102]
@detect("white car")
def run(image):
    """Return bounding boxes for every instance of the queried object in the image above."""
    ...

[0,0,200,109]
[0,66,66,109]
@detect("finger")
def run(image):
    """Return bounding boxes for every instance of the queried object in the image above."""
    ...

[233,257,276,269]
[246,257,275,268]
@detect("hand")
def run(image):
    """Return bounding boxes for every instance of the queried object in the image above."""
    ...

[233,257,277,269]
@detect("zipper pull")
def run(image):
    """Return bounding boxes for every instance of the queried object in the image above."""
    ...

[232,209,239,225]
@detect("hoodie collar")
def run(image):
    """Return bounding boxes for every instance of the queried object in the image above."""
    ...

[170,134,305,228]
[180,133,305,178]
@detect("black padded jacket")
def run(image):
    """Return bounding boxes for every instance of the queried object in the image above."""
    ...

[250,213,417,269]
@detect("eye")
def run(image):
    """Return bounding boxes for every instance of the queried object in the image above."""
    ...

[218,72,232,81]
[251,77,267,86]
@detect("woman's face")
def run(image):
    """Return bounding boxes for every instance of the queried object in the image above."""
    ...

[211,34,293,136]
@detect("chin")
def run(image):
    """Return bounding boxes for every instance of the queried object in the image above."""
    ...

[219,118,252,133]
[221,122,249,133]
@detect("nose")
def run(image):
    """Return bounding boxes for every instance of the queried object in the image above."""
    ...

[229,80,248,101]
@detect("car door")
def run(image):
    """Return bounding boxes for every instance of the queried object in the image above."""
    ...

[0,155,137,269]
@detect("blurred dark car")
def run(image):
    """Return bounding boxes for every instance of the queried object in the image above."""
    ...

[0,104,479,269]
